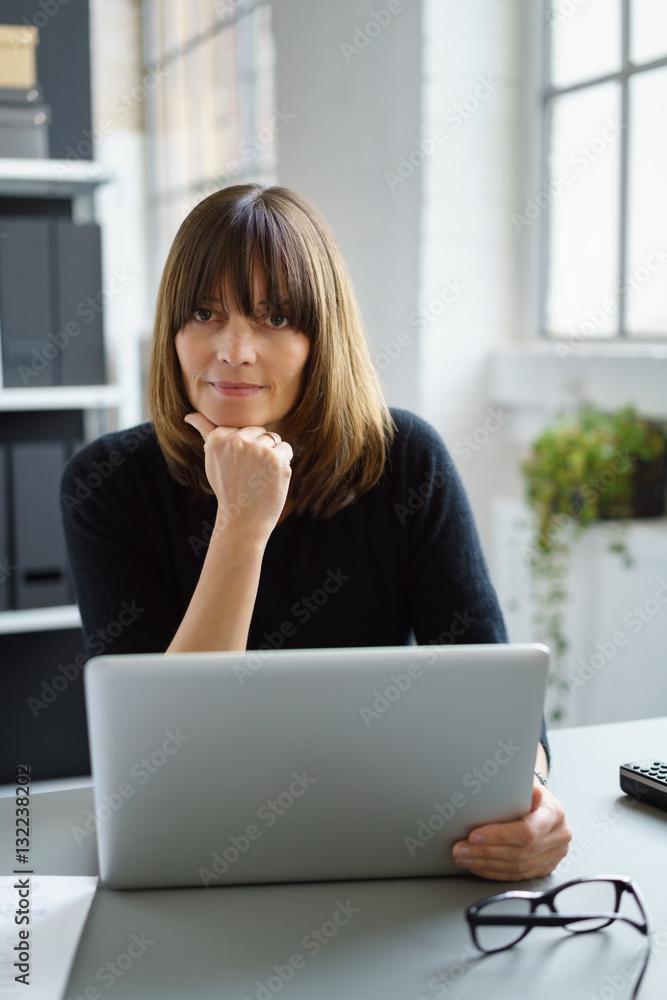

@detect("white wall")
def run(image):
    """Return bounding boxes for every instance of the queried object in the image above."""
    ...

[271,0,422,414]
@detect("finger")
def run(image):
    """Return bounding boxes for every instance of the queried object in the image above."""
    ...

[183,412,219,441]
[259,431,282,447]
[273,440,294,463]
[462,847,565,881]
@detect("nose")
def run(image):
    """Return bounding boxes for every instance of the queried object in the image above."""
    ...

[216,313,257,365]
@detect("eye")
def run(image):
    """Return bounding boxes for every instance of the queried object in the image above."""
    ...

[192,307,214,323]
[267,315,290,329]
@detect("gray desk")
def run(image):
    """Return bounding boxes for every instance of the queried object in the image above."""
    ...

[2,717,666,999]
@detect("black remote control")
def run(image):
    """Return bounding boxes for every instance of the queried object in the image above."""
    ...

[620,760,667,812]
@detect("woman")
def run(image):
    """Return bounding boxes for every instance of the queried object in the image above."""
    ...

[62,183,571,879]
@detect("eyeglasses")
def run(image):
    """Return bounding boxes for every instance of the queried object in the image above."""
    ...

[466,876,651,999]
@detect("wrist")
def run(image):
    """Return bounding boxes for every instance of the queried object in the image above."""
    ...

[210,516,270,556]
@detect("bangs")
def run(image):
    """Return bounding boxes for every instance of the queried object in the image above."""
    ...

[172,191,321,338]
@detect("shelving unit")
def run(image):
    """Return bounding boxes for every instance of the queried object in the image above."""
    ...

[0,604,81,635]
[0,0,127,784]
[0,157,117,636]
[0,384,121,410]
[0,156,113,196]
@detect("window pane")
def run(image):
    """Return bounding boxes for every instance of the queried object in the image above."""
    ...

[545,83,621,337]
[550,0,621,89]
[631,0,667,65]
[626,66,667,336]
[143,0,277,289]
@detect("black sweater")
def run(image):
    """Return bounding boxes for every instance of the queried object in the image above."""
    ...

[61,408,548,750]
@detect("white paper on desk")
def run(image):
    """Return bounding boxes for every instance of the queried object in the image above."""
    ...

[0,875,98,1000]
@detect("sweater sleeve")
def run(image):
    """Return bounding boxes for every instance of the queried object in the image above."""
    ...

[60,428,183,656]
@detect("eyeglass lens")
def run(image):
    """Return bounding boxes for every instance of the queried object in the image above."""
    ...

[473,896,533,952]
[551,878,621,932]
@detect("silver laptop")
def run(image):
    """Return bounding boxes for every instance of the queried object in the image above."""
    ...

[84,644,549,890]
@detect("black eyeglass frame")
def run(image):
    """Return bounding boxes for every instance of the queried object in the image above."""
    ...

[466,874,650,956]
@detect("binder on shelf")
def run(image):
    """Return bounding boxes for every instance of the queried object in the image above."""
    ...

[55,220,105,385]
[0,216,54,387]
[0,217,105,387]
[11,440,71,609]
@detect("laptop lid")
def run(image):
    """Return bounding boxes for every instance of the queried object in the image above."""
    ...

[84,643,549,889]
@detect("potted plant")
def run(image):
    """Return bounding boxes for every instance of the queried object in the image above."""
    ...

[520,405,667,721]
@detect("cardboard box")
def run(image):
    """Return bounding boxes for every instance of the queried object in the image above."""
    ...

[0,25,39,89]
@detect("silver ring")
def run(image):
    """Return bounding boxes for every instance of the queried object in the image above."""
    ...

[263,431,281,446]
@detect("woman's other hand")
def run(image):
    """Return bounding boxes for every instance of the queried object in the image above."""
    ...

[451,780,572,881]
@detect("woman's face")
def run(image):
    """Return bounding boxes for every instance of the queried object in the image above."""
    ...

[175,270,310,436]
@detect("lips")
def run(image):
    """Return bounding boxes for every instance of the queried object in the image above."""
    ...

[209,381,265,397]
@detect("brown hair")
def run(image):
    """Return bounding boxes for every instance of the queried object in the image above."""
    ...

[149,184,394,517]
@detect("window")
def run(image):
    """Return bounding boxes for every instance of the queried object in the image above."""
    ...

[542,0,667,340]
[141,0,276,293]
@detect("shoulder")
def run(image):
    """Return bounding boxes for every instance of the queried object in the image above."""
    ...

[61,423,165,505]
[387,407,454,474]
[389,408,448,450]
[63,423,158,477]
[383,408,474,524]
